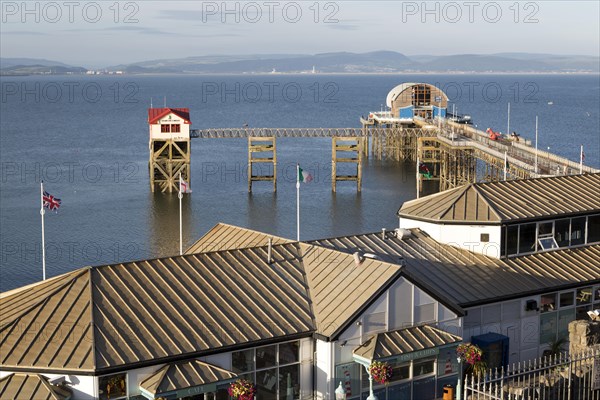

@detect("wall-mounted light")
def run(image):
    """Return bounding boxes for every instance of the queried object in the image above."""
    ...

[525,300,539,311]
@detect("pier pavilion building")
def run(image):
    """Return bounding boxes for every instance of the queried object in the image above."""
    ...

[365,83,448,125]
[1,174,599,400]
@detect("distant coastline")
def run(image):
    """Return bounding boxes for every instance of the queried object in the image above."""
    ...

[3,51,599,76]
[2,71,599,77]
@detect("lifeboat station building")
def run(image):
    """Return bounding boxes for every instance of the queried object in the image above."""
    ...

[363,83,448,126]
[1,174,599,400]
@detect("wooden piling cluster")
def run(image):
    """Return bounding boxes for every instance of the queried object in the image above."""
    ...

[331,137,363,192]
[247,137,277,192]
[149,138,190,193]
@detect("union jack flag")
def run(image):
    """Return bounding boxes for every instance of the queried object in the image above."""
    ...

[43,191,61,211]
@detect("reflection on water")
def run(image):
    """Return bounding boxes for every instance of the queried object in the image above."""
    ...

[148,193,193,257]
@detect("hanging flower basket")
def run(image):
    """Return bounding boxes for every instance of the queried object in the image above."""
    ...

[456,343,483,365]
[228,379,256,400]
[368,361,393,385]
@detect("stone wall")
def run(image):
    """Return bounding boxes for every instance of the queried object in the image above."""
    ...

[568,320,600,355]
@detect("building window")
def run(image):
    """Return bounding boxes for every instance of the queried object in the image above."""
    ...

[413,359,435,377]
[576,287,592,305]
[505,225,519,256]
[231,341,301,400]
[171,124,181,133]
[541,293,557,313]
[540,312,558,344]
[232,349,254,373]
[555,218,570,247]
[415,303,436,324]
[480,233,490,242]
[571,217,586,246]
[588,214,600,243]
[518,223,537,254]
[558,309,575,339]
[559,291,574,308]
[503,214,597,258]
[335,362,361,398]
[160,124,170,133]
[99,373,127,400]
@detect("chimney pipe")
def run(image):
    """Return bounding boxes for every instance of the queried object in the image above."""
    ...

[353,252,364,266]
[267,238,272,264]
[382,228,387,240]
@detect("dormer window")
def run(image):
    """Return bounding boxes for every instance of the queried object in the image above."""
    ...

[502,213,600,257]
[538,237,559,251]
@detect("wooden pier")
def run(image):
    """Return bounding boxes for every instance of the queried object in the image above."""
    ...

[187,124,598,194]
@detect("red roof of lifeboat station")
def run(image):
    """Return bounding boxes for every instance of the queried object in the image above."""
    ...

[148,108,191,124]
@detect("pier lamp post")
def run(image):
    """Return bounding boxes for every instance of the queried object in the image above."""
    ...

[364,365,377,400]
[353,356,378,400]
[456,358,463,400]
[335,382,347,400]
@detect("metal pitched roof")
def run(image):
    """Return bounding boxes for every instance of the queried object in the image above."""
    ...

[186,223,291,254]
[353,325,462,361]
[0,269,95,372]
[140,360,236,398]
[1,244,314,373]
[399,173,600,223]
[148,108,191,125]
[0,374,72,400]
[311,230,600,308]
[299,243,402,339]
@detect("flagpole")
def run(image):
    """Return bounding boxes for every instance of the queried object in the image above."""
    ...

[507,102,510,138]
[296,164,300,241]
[504,151,508,181]
[178,174,183,255]
[40,181,46,280]
[416,155,420,199]
[534,116,539,175]
[580,145,584,174]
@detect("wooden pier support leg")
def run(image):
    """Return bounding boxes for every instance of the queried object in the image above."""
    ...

[332,136,362,192]
[248,136,277,193]
[357,137,363,192]
[332,137,337,192]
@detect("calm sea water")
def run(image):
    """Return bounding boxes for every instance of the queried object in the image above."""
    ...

[1,74,598,291]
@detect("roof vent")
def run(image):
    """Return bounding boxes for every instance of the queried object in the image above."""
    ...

[353,252,365,266]
[395,228,413,240]
[49,376,66,385]
[382,228,387,240]
[267,238,273,264]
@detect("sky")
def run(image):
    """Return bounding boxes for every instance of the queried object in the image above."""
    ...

[1,1,599,68]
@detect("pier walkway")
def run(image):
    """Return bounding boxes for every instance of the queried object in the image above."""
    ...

[189,123,598,192]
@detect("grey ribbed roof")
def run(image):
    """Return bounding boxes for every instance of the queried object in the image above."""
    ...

[0,374,72,400]
[311,230,600,308]
[354,325,462,361]
[300,243,402,338]
[186,223,291,254]
[1,244,314,373]
[399,173,600,223]
[140,360,236,397]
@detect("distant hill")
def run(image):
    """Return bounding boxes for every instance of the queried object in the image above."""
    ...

[105,51,599,74]
[0,58,88,75]
[0,57,74,68]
